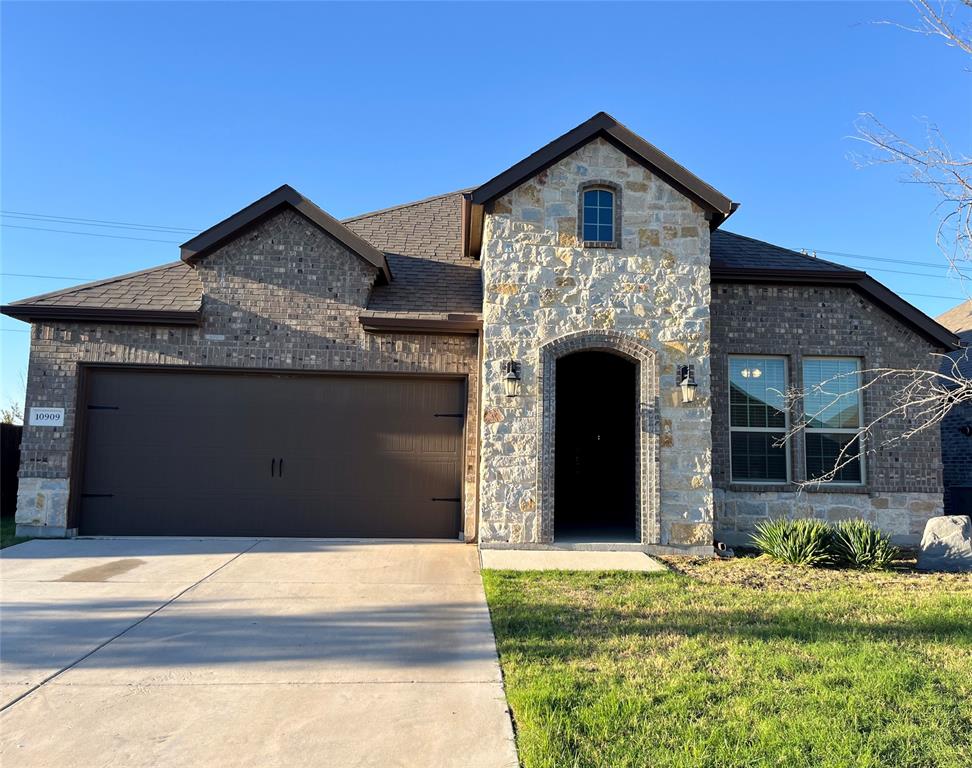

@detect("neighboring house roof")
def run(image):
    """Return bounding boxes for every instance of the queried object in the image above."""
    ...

[936,300,972,380]
[468,112,738,228]
[0,261,202,325]
[180,184,392,284]
[937,300,972,337]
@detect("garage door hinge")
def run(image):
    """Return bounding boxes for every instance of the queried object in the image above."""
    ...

[433,413,464,418]
[431,497,461,502]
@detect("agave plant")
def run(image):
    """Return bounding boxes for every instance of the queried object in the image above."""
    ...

[831,519,899,570]
[751,518,834,567]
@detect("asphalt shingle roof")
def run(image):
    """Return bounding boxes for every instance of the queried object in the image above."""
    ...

[0,190,900,324]
[7,261,202,313]
[710,231,858,273]
[344,191,470,262]
[367,254,482,316]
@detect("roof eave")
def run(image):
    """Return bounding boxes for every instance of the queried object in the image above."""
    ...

[0,305,203,326]
[468,112,737,226]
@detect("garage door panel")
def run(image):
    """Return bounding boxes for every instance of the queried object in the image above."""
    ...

[78,369,464,538]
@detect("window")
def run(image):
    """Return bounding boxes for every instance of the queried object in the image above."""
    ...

[729,356,789,483]
[803,358,864,484]
[582,188,615,244]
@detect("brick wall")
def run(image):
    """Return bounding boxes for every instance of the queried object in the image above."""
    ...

[942,402,972,515]
[710,282,946,546]
[16,208,480,537]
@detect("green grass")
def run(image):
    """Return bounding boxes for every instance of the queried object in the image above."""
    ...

[483,557,972,768]
[0,517,29,550]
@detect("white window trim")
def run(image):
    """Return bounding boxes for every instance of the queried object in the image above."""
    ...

[802,356,866,486]
[728,355,791,485]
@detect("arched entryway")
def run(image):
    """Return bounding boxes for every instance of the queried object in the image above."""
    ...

[554,351,638,542]
[537,330,660,546]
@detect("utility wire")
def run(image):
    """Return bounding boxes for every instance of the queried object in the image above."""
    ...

[0,224,181,244]
[797,247,951,270]
[0,210,198,234]
[2,272,97,281]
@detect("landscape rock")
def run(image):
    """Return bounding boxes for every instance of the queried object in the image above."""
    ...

[916,515,972,572]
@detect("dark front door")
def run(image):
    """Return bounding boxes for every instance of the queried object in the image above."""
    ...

[78,368,465,538]
[554,351,637,541]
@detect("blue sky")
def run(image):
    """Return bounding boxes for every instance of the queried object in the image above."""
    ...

[1,1,968,409]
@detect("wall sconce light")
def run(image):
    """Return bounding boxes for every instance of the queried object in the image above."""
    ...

[961,425,972,437]
[504,359,522,398]
[678,364,698,405]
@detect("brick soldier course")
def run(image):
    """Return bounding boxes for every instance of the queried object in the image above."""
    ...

[2,112,958,550]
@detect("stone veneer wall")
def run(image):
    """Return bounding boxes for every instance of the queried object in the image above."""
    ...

[478,137,713,552]
[16,208,480,538]
[711,282,946,546]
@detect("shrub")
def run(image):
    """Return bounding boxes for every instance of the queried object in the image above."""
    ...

[831,519,899,569]
[751,518,834,566]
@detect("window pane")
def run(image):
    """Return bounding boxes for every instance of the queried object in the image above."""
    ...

[731,432,788,482]
[584,190,599,207]
[598,224,613,242]
[583,223,598,242]
[803,358,861,429]
[806,433,862,483]
[729,358,787,428]
[598,189,613,207]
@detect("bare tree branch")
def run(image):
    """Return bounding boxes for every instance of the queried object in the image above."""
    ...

[781,1,972,487]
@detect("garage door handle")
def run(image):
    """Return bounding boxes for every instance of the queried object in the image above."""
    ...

[279,458,284,477]
[271,458,276,478]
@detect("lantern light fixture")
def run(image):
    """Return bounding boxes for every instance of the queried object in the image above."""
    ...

[503,359,522,398]
[678,364,698,405]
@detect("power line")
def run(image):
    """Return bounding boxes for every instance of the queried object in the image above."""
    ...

[2,272,96,281]
[0,328,29,333]
[0,224,181,244]
[0,210,198,234]
[899,291,964,300]
[798,247,951,270]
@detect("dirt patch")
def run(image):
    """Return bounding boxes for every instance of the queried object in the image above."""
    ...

[657,553,972,593]
[56,558,146,582]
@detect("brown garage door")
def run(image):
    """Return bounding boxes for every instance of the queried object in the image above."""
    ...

[77,368,465,538]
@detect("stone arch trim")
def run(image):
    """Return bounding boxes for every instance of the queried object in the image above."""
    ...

[537,330,660,544]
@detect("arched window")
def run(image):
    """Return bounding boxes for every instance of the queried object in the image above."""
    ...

[578,182,620,247]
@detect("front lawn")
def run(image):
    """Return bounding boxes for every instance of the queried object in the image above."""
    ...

[0,517,29,550]
[483,557,972,768]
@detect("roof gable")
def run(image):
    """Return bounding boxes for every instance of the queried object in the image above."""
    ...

[468,112,737,227]
[180,184,391,283]
[711,232,958,350]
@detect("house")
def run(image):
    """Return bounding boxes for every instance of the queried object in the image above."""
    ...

[937,300,972,517]
[2,113,958,553]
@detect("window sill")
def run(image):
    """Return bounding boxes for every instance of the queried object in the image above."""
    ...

[581,241,619,249]
[725,483,872,495]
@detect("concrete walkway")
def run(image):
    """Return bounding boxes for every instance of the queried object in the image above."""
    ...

[0,538,518,768]
[481,548,667,571]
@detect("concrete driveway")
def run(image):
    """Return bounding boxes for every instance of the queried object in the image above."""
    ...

[0,538,518,768]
